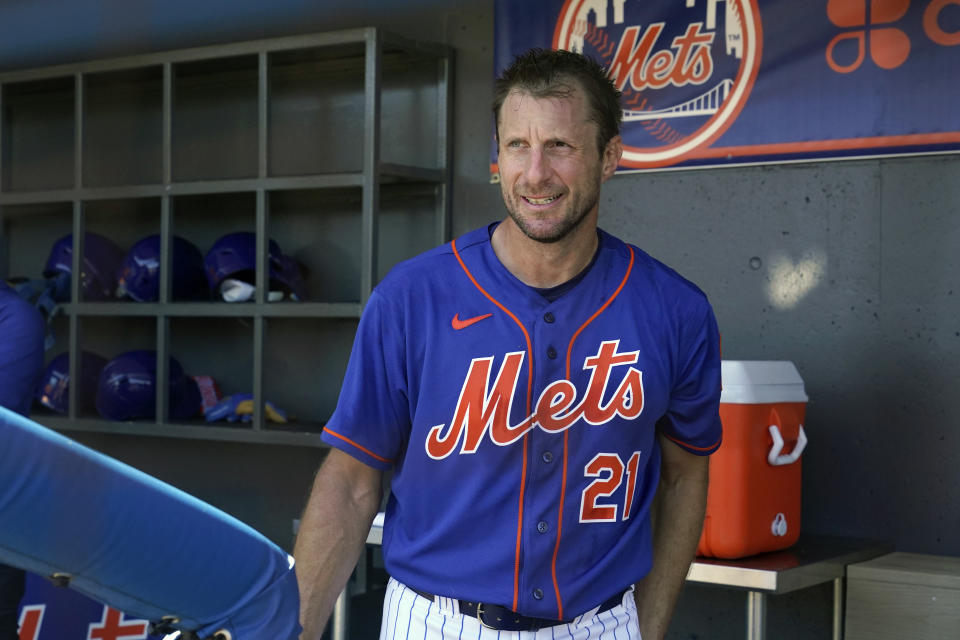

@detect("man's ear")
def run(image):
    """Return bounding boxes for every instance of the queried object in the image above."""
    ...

[601,135,623,181]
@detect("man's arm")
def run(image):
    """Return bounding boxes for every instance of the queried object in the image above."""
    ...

[633,433,710,640]
[294,447,383,640]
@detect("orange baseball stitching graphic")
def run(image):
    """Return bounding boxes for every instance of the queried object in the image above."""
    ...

[624,94,684,145]
[587,21,617,57]
[586,19,687,147]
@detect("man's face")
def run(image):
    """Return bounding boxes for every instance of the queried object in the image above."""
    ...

[497,86,620,244]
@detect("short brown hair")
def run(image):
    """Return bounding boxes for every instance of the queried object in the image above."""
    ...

[493,48,622,154]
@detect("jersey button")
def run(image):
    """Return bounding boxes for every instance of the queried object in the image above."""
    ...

[544,312,555,323]
[533,588,544,600]
[537,521,549,534]
[547,346,557,359]
[541,451,553,463]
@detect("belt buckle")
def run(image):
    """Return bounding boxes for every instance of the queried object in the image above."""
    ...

[476,603,530,632]
[475,603,497,630]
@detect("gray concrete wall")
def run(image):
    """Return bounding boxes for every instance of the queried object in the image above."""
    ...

[3,2,958,638]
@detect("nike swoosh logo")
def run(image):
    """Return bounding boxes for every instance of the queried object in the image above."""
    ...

[451,312,493,330]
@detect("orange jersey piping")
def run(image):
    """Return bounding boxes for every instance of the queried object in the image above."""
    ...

[662,431,722,452]
[551,245,635,620]
[452,237,534,612]
[322,426,396,464]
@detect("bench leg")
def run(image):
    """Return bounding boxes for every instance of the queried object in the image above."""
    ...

[746,591,766,640]
[331,587,350,640]
[833,577,844,640]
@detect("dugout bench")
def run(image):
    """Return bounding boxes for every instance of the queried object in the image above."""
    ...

[330,513,890,640]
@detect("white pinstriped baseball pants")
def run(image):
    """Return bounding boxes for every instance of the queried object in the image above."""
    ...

[379,577,642,640]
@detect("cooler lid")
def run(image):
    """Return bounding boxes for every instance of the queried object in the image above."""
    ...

[721,360,808,404]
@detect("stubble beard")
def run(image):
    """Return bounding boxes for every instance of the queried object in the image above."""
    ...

[501,179,601,244]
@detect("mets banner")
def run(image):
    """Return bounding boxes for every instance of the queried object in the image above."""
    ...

[493,0,960,174]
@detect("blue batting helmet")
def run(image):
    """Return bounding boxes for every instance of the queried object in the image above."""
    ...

[203,232,306,301]
[35,351,108,415]
[95,350,202,421]
[116,235,208,302]
[43,232,124,302]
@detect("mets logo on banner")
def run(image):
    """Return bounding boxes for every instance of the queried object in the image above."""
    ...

[552,0,763,169]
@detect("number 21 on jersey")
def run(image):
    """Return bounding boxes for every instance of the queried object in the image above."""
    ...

[580,451,642,522]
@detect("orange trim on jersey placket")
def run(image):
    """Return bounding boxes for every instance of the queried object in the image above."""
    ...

[452,238,534,612]
[551,246,635,621]
[322,427,396,464]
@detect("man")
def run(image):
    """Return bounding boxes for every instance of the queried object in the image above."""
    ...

[295,48,721,640]
[0,279,46,640]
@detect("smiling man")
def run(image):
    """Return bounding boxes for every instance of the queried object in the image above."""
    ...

[295,48,722,640]
[493,69,619,291]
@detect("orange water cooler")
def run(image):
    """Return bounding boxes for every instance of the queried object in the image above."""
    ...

[697,360,808,559]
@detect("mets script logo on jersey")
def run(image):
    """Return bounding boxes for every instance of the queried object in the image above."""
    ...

[426,340,643,459]
[552,0,763,169]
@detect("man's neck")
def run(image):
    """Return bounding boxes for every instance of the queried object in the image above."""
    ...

[490,216,600,289]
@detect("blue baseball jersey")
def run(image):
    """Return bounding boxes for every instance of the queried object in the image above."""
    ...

[322,224,722,620]
[0,281,45,416]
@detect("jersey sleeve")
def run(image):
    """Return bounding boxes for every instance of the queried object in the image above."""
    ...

[321,289,410,470]
[657,301,723,455]
[0,293,45,416]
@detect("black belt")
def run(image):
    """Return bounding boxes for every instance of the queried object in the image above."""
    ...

[411,588,627,632]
